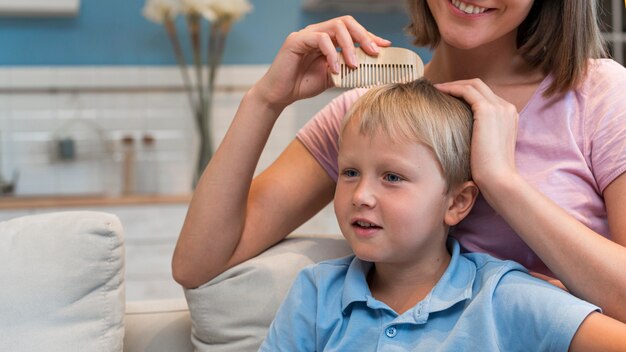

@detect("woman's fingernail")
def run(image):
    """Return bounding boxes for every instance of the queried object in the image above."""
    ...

[370,42,379,53]
[351,53,358,67]
[333,60,340,73]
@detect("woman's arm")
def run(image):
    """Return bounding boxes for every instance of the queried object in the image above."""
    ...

[569,312,626,351]
[172,16,390,289]
[488,172,626,322]
[436,79,626,322]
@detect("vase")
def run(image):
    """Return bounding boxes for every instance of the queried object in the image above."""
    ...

[194,94,214,187]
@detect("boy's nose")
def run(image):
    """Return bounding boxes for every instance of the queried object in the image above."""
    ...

[352,180,376,208]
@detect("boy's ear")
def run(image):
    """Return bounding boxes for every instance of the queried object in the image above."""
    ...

[444,181,479,226]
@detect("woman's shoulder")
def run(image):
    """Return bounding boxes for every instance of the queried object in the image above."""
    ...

[302,87,369,130]
[588,58,626,74]
[575,59,626,119]
[332,87,370,110]
[581,59,626,92]
[532,59,626,112]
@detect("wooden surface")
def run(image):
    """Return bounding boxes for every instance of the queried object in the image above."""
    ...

[0,194,192,210]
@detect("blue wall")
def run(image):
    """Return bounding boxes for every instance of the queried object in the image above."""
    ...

[0,0,431,66]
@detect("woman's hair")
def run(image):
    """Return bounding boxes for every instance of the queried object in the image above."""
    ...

[340,79,473,190]
[405,0,608,96]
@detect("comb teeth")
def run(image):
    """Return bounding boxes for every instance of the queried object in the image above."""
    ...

[338,63,420,88]
[331,47,424,89]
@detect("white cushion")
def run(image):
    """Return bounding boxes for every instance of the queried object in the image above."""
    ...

[124,298,193,352]
[0,211,125,352]
[185,233,352,352]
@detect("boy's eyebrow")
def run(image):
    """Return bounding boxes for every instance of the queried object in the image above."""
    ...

[339,148,422,170]
[336,153,353,165]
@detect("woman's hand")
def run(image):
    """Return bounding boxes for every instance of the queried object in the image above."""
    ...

[435,79,519,190]
[254,16,391,110]
[529,271,568,291]
[438,80,626,322]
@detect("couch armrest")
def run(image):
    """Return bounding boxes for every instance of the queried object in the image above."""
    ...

[0,211,125,352]
[124,298,193,352]
[185,233,352,351]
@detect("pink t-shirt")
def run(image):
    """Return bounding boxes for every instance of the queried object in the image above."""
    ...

[296,59,626,276]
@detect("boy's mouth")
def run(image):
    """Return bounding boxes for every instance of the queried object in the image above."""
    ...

[352,220,381,229]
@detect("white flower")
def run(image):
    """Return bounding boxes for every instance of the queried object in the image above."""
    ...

[207,0,253,22]
[142,0,181,24]
[181,0,217,21]
[143,0,252,24]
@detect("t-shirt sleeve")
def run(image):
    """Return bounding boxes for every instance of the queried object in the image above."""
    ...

[584,59,626,192]
[492,270,600,351]
[296,88,368,182]
[258,267,318,352]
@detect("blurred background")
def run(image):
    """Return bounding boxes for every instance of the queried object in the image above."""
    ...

[0,0,426,199]
[0,0,623,301]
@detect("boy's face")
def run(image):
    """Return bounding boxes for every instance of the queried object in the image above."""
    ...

[334,118,453,265]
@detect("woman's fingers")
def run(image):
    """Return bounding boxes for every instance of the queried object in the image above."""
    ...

[325,18,359,68]
[339,16,390,54]
[302,15,390,67]
[257,16,390,107]
[435,79,519,184]
[292,30,340,73]
[436,79,500,106]
[529,271,569,291]
[435,79,518,123]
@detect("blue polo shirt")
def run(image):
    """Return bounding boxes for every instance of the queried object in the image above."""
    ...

[259,238,598,351]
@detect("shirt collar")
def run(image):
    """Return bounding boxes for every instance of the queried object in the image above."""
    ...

[341,257,372,312]
[428,238,476,312]
[341,238,476,315]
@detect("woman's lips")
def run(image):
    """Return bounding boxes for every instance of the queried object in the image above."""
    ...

[449,0,491,15]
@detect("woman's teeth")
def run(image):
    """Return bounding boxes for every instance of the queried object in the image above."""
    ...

[451,0,488,14]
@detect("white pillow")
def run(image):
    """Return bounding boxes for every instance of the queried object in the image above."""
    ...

[124,298,193,352]
[0,211,125,352]
[185,233,352,352]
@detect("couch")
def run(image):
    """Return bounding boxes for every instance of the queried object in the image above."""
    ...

[0,210,352,351]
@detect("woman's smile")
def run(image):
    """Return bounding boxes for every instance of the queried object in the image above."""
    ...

[450,0,490,15]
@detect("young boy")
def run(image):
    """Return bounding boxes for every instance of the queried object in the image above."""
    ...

[259,79,626,351]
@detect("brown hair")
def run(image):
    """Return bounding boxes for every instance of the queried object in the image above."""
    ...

[404,0,608,96]
[341,79,473,190]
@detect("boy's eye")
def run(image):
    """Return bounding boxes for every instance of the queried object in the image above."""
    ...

[341,169,359,178]
[383,173,403,183]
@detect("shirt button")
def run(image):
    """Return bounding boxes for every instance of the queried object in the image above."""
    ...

[385,326,397,338]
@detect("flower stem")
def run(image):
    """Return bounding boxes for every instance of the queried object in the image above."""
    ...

[187,14,206,127]
[163,17,198,116]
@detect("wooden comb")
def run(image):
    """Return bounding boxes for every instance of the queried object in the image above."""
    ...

[331,47,424,88]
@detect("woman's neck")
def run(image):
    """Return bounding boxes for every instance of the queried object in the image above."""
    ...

[426,38,529,83]
[425,42,545,112]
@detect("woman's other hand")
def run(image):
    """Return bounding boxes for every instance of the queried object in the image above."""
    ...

[529,271,568,291]
[435,79,519,192]
[255,15,391,110]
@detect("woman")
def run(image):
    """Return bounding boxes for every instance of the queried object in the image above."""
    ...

[173,0,626,322]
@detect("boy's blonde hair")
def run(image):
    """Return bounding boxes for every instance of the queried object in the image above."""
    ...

[341,79,473,191]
